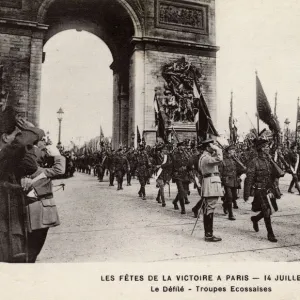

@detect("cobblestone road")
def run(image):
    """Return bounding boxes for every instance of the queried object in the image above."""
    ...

[38,173,300,262]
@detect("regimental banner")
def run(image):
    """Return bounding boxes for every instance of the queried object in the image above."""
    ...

[0,0,22,9]
[155,0,209,34]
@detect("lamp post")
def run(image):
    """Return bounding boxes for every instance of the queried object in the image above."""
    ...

[57,107,64,147]
[284,118,290,146]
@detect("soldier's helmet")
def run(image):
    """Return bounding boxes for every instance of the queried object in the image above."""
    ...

[254,138,269,150]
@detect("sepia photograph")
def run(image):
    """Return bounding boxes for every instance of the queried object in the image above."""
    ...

[0,0,300,298]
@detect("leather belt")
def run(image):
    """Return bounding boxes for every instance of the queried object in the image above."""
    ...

[203,173,220,178]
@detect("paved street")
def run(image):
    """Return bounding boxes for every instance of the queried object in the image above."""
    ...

[38,173,300,263]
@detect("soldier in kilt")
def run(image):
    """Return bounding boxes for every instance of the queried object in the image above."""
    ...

[136,144,151,200]
[244,138,279,243]
[153,143,172,207]
[114,147,130,191]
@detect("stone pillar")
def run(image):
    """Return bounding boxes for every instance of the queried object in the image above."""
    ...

[111,61,130,149]
[27,30,47,126]
[129,44,145,147]
[0,19,47,123]
[112,71,120,149]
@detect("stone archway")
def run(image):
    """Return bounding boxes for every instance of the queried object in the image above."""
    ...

[0,0,218,147]
[35,0,144,148]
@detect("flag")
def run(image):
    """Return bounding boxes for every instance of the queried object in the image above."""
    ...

[297,102,300,132]
[137,126,141,144]
[194,93,219,141]
[100,126,104,141]
[154,94,168,142]
[256,74,280,136]
[229,116,238,144]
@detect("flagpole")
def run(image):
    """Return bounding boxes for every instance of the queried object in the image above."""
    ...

[255,70,260,135]
[230,90,233,144]
[274,92,277,117]
[296,97,299,144]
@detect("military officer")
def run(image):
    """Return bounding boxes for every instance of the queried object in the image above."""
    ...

[285,143,300,195]
[198,139,224,242]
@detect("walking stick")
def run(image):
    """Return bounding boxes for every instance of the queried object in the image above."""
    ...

[21,194,29,263]
[191,199,204,236]
[7,191,13,262]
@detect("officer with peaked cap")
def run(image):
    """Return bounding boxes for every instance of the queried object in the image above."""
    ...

[198,138,224,242]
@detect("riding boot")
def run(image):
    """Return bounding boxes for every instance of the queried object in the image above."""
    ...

[264,217,277,242]
[228,203,236,221]
[161,195,166,207]
[138,187,142,197]
[204,213,222,242]
[117,182,121,190]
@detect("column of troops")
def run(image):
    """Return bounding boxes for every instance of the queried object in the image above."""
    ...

[72,137,300,244]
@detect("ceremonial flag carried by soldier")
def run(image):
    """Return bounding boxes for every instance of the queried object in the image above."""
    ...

[295,97,300,142]
[137,125,141,144]
[154,93,168,142]
[100,126,104,141]
[229,91,238,144]
[256,72,280,143]
[193,89,219,141]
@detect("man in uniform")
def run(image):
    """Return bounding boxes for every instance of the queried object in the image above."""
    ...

[285,143,300,195]
[153,143,172,207]
[171,142,191,214]
[198,139,223,242]
[136,144,151,200]
[219,145,246,220]
[244,138,279,243]
[126,147,137,186]
[114,147,130,191]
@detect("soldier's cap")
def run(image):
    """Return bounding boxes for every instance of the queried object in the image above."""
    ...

[254,138,269,150]
[177,141,184,147]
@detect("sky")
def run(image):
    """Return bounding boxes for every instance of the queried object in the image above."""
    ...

[40,0,300,146]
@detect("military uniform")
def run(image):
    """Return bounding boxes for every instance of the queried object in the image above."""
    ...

[153,145,172,207]
[244,139,279,242]
[219,148,245,220]
[136,147,151,200]
[126,149,137,186]
[198,140,223,242]
[285,146,300,194]
[114,149,130,190]
[171,144,190,214]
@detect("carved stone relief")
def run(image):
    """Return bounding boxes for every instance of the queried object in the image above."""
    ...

[155,0,209,34]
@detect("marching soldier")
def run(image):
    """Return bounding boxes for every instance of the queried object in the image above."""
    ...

[198,139,224,242]
[244,138,279,243]
[285,143,300,195]
[136,144,151,200]
[114,147,130,191]
[219,145,246,220]
[153,143,172,207]
[171,142,191,214]
[126,148,137,186]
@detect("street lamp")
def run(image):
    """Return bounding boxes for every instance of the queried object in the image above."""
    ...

[284,118,290,146]
[57,107,64,146]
